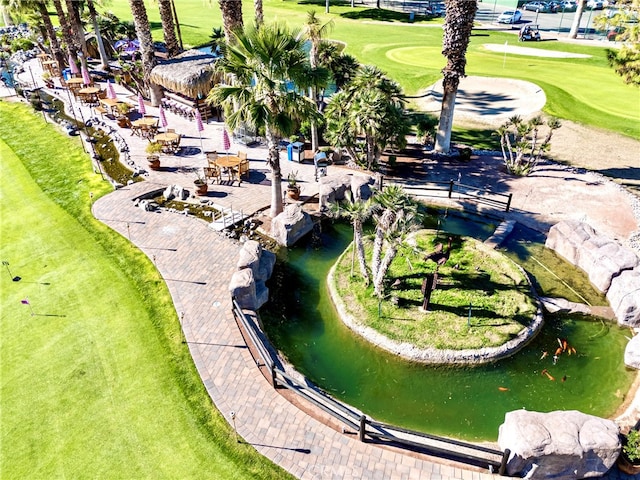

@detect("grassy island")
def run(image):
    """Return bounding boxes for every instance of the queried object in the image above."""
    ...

[331,230,537,351]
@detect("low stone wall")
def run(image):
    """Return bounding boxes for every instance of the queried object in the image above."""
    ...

[545,220,640,326]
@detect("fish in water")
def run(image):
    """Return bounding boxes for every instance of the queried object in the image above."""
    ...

[541,369,555,381]
[562,375,567,382]
[540,351,548,360]
[555,347,563,356]
[498,386,509,391]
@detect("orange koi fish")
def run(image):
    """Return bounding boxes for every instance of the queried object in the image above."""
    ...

[498,386,510,391]
[540,351,548,360]
[541,369,555,381]
[555,347,563,356]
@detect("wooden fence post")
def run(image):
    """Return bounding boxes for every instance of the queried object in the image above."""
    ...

[359,415,366,442]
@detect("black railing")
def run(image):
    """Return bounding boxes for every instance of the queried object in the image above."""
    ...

[232,299,511,476]
[399,180,513,212]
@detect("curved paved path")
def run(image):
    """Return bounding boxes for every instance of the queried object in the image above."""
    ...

[93,181,495,480]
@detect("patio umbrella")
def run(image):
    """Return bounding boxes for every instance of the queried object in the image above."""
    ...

[223,128,231,159]
[81,66,91,86]
[106,80,116,99]
[68,54,79,75]
[137,93,146,115]
[195,109,204,156]
[159,106,167,128]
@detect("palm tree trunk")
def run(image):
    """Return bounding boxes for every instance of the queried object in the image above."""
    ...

[129,0,163,106]
[265,126,283,217]
[353,222,369,282]
[52,0,78,64]
[569,0,586,38]
[434,76,459,153]
[433,0,477,154]
[158,0,180,57]
[373,244,398,297]
[219,0,243,44]
[87,0,110,70]
[254,0,264,26]
[65,0,88,72]
[37,3,65,76]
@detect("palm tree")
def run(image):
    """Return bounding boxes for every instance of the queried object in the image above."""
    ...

[317,42,359,90]
[254,0,263,26]
[371,186,420,297]
[218,0,243,44]
[328,191,374,283]
[569,0,586,38]
[85,0,110,70]
[128,0,162,106]
[325,65,408,170]
[158,0,180,57]
[207,23,320,218]
[64,0,90,73]
[51,0,78,66]
[433,0,478,154]
[302,10,334,152]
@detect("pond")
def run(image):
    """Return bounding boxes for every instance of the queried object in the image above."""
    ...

[261,210,635,441]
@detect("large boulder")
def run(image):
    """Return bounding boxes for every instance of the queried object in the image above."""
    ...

[546,220,639,293]
[498,410,620,480]
[237,239,276,283]
[318,174,352,211]
[607,267,640,327]
[271,204,314,247]
[229,268,269,310]
[350,174,375,201]
[624,334,640,369]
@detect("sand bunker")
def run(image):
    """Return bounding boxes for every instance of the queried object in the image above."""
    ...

[414,76,547,127]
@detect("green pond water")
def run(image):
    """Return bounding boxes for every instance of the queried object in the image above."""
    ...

[261,211,636,442]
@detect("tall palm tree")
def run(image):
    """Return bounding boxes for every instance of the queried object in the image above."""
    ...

[218,0,243,44]
[51,0,78,66]
[569,0,586,38]
[86,0,110,70]
[254,0,263,26]
[325,65,408,170]
[317,42,359,90]
[207,23,320,218]
[158,0,180,57]
[65,0,90,72]
[129,0,162,106]
[433,0,477,154]
[303,10,333,152]
[328,191,374,284]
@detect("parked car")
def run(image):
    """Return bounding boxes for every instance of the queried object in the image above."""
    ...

[523,1,551,12]
[587,0,604,9]
[497,9,523,23]
[558,1,577,11]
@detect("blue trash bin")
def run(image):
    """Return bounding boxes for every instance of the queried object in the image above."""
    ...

[62,68,71,80]
[287,143,293,161]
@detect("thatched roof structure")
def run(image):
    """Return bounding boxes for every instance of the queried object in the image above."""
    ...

[150,49,218,99]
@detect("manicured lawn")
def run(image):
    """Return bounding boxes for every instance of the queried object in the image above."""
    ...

[102,0,639,139]
[0,100,292,479]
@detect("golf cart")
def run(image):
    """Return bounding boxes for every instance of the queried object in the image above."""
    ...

[518,24,541,41]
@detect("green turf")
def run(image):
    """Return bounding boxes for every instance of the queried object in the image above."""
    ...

[98,0,639,139]
[0,100,292,479]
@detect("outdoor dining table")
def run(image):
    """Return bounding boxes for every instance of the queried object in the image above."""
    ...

[99,98,126,116]
[154,131,180,152]
[214,156,242,183]
[78,86,101,105]
[66,77,85,86]
[132,117,158,128]
[132,117,159,139]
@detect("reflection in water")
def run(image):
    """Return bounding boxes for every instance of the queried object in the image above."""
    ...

[262,214,634,441]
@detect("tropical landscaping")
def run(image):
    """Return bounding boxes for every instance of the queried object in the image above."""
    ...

[1,0,639,475]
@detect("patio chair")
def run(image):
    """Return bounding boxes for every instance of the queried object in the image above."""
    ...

[206,151,218,165]
[204,165,222,184]
[239,158,250,180]
[171,134,181,153]
[238,151,248,161]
